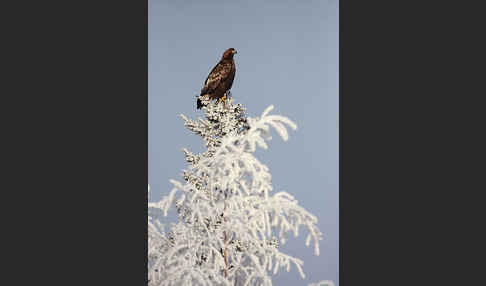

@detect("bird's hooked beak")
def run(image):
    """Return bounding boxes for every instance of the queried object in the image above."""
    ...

[232,50,237,55]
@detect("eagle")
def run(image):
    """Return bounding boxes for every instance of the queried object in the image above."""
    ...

[197,48,237,109]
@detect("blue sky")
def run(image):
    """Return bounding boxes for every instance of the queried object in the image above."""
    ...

[149,0,338,285]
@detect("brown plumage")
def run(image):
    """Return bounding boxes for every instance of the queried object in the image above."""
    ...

[197,48,237,109]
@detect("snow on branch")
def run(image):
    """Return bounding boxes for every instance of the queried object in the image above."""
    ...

[148,99,332,286]
[308,281,336,286]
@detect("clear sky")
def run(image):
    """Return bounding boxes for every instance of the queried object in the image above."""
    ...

[148,0,338,285]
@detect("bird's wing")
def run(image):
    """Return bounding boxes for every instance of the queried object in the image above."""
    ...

[201,61,233,95]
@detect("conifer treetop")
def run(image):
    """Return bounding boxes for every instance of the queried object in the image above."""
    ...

[148,97,331,286]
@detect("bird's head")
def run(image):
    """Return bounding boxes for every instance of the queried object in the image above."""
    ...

[222,48,237,60]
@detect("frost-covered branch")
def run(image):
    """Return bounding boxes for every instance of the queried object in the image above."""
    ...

[308,281,335,286]
[148,98,332,286]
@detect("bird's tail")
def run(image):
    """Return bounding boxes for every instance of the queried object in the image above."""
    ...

[197,96,203,109]
[197,94,209,109]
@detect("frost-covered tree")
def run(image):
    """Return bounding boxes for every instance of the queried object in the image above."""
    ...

[148,95,334,286]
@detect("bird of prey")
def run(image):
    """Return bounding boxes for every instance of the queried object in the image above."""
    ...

[197,48,237,109]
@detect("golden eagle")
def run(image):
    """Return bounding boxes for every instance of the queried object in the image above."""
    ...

[197,48,237,109]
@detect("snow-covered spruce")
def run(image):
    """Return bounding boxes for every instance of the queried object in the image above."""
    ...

[148,97,328,286]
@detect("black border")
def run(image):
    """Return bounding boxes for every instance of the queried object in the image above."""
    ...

[5,1,148,284]
[340,1,482,285]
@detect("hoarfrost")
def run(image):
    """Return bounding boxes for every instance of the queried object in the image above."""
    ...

[148,97,332,286]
